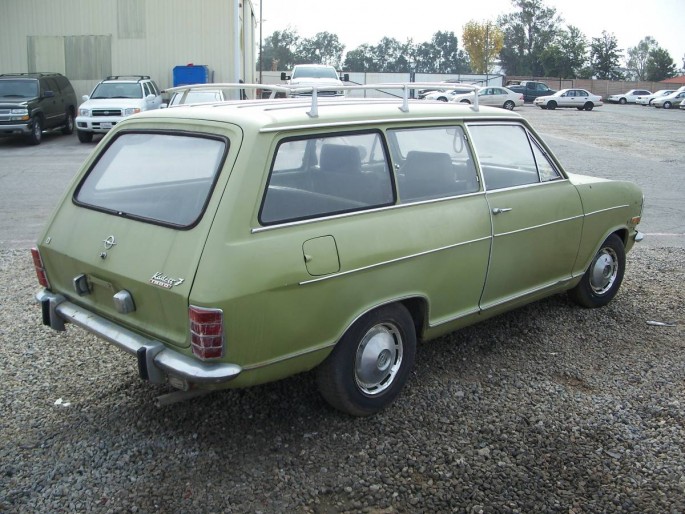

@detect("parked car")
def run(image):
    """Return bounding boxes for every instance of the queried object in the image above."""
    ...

[33,83,643,417]
[651,89,685,109]
[506,81,556,102]
[0,72,77,145]
[636,89,675,106]
[422,86,475,102]
[449,86,524,110]
[534,89,603,110]
[166,88,233,107]
[417,79,468,99]
[75,75,163,142]
[281,64,348,97]
[606,89,652,104]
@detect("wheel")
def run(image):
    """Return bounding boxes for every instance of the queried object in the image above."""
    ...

[577,107,584,111]
[568,234,625,308]
[584,102,594,111]
[460,99,471,104]
[27,117,43,145]
[539,105,547,110]
[663,101,672,109]
[547,101,557,110]
[503,100,515,110]
[437,96,448,102]
[619,97,627,105]
[316,304,416,416]
[61,111,74,135]
[77,129,93,143]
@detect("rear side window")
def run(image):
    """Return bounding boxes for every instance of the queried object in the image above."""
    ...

[260,132,394,225]
[75,132,227,227]
[467,124,561,190]
[388,126,480,202]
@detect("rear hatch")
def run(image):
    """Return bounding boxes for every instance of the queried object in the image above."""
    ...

[37,121,241,349]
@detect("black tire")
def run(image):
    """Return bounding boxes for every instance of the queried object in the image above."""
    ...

[77,129,93,143]
[61,111,75,135]
[316,304,416,416]
[459,99,471,104]
[663,101,672,109]
[577,107,584,111]
[437,96,448,102]
[27,117,43,145]
[584,102,594,111]
[568,234,625,308]
[547,101,557,110]
[503,100,515,110]
[539,105,547,110]
[619,97,627,105]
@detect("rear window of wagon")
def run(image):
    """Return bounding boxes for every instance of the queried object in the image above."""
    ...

[74,132,228,228]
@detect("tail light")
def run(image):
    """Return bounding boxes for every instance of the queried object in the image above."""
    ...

[31,247,50,288]
[189,306,224,360]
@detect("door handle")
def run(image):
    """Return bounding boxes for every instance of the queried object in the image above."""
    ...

[492,207,512,215]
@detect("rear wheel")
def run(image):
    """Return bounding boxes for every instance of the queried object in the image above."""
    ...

[77,129,93,143]
[568,234,625,308]
[503,100,515,110]
[61,111,75,135]
[547,101,557,110]
[584,102,594,111]
[316,304,416,416]
[27,117,43,145]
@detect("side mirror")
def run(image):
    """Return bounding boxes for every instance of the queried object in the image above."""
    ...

[82,95,90,102]
[43,90,55,98]
[280,72,287,81]
[341,73,349,82]
[145,94,155,102]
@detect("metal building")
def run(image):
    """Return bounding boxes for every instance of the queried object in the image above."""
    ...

[0,0,257,99]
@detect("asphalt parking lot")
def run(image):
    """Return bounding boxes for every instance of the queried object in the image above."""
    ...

[1,102,683,250]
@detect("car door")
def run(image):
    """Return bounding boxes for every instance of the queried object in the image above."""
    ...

[467,122,584,310]
[41,78,63,128]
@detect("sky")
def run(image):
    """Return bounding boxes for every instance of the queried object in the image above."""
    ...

[257,0,684,70]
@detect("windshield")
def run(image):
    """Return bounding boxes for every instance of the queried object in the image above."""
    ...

[91,82,144,99]
[292,66,339,80]
[0,79,39,99]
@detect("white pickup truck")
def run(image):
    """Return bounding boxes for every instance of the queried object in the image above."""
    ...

[281,64,349,97]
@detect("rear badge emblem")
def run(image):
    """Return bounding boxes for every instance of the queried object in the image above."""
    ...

[149,272,185,289]
[103,235,117,249]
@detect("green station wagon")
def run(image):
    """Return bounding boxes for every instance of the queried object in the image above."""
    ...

[33,84,644,416]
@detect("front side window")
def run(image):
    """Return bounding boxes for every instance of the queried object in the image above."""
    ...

[75,132,227,227]
[467,124,561,190]
[388,126,479,203]
[260,132,394,224]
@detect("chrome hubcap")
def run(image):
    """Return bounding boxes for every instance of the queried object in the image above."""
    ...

[355,323,403,396]
[590,247,618,295]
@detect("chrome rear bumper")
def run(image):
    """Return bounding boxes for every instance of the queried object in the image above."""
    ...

[36,290,241,386]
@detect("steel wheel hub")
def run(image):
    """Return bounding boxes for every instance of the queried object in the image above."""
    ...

[355,323,403,396]
[590,248,618,294]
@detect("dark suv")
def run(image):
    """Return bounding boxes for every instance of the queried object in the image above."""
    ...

[0,73,77,145]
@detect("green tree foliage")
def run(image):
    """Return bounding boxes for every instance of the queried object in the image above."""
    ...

[645,47,677,81]
[296,32,345,68]
[497,0,561,76]
[626,36,658,80]
[590,31,623,80]
[462,21,504,74]
[541,26,587,78]
[258,28,300,71]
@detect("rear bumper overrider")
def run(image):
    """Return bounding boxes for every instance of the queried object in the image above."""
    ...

[36,290,241,386]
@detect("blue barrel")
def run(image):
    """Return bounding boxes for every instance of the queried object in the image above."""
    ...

[173,65,211,86]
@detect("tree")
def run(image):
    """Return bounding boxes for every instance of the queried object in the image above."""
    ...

[645,47,677,82]
[430,31,471,74]
[258,28,300,71]
[462,21,504,74]
[497,0,562,76]
[295,32,345,69]
[626,36,658,80]
[343,44,377,72]
[590,31,623,80]
[539,25,587,78]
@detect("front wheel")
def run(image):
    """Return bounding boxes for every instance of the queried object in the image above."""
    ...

[77,129,93,143]
[568,234,625,308]
[316,304,417,416]
[663,101,672,109]
[27,117,43,145]
[503,100,515,110]
[619,98,627,105]
[547,101,557,110]
[437,96,448,102]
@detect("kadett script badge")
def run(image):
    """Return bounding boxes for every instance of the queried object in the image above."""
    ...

[149,272,185,289]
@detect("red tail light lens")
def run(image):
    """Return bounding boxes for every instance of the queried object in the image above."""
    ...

[189,306,224,360]
[31,248,50,288]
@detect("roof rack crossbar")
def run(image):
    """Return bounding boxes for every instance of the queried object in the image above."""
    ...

[163,82,482,116]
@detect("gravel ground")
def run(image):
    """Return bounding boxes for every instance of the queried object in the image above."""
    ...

[1,243,684,513]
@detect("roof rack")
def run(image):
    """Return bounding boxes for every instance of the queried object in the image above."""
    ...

[164,82,481,117]
[106,75,151,81]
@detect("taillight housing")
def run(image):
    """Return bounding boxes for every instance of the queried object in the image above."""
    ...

[189,306,224,360]
[31,247,50,288]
